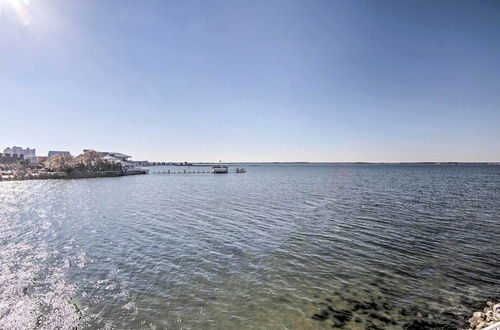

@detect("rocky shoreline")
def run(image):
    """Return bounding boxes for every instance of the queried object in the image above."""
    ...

[0,170,147,182]
[310,289,500,330]
[468,302,500,330]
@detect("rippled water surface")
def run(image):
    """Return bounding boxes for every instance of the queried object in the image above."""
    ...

[1,164,499,329]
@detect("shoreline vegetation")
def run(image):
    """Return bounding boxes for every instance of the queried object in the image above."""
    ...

[0,151,147,182]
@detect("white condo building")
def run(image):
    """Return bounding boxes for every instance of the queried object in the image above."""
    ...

[3,146,37,163]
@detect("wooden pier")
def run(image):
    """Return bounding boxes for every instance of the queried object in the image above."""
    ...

[151,169,211,174]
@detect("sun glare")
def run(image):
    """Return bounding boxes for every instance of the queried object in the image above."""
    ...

[0,0,32,26]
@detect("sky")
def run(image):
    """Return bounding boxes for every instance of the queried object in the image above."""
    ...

[0,0,499,162]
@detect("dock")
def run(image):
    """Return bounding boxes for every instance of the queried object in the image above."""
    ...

[150,170,211,174]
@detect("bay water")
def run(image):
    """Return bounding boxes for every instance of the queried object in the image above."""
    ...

[1,164,499,329]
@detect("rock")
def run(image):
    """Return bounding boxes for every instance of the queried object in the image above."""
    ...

[466,302,500,329]
[473,312,485,319]
[469,315,483,328]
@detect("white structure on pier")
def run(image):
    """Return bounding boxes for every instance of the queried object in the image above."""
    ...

[212,161,228,174]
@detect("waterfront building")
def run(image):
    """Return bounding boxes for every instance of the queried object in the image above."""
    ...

[0,153,24,164]
[83,150,131,162]
[3,146,36,163]
[100,152,148,174]
[105,152,131,162]
[47,151,72,158]
[102,154,132,166]
[83,150,139,171]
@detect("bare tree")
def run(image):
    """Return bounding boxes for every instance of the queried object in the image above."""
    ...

[71,151,122,172]
[44,154,73,172]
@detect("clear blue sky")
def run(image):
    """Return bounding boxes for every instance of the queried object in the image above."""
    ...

[1,0,499,162]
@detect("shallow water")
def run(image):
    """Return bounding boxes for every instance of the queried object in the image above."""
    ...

[1,164,499,329]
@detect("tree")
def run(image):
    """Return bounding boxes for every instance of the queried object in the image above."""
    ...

[71,151,122,172]
[44,154,73,172]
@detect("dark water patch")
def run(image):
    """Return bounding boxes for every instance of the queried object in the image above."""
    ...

[368,312,395,324]
[365,321,384,330]
[330,309,352,326]
[275,296,291,303]
[403,319,456,330]
[311,310,330,321]
[313,286,477,329]
[400,308,411,316]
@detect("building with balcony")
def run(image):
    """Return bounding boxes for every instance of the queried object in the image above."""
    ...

[0,153,24,164]
[3,146,36,163]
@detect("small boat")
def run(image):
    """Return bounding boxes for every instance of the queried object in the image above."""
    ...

[235,168,246,173]
[212,161,228,174]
